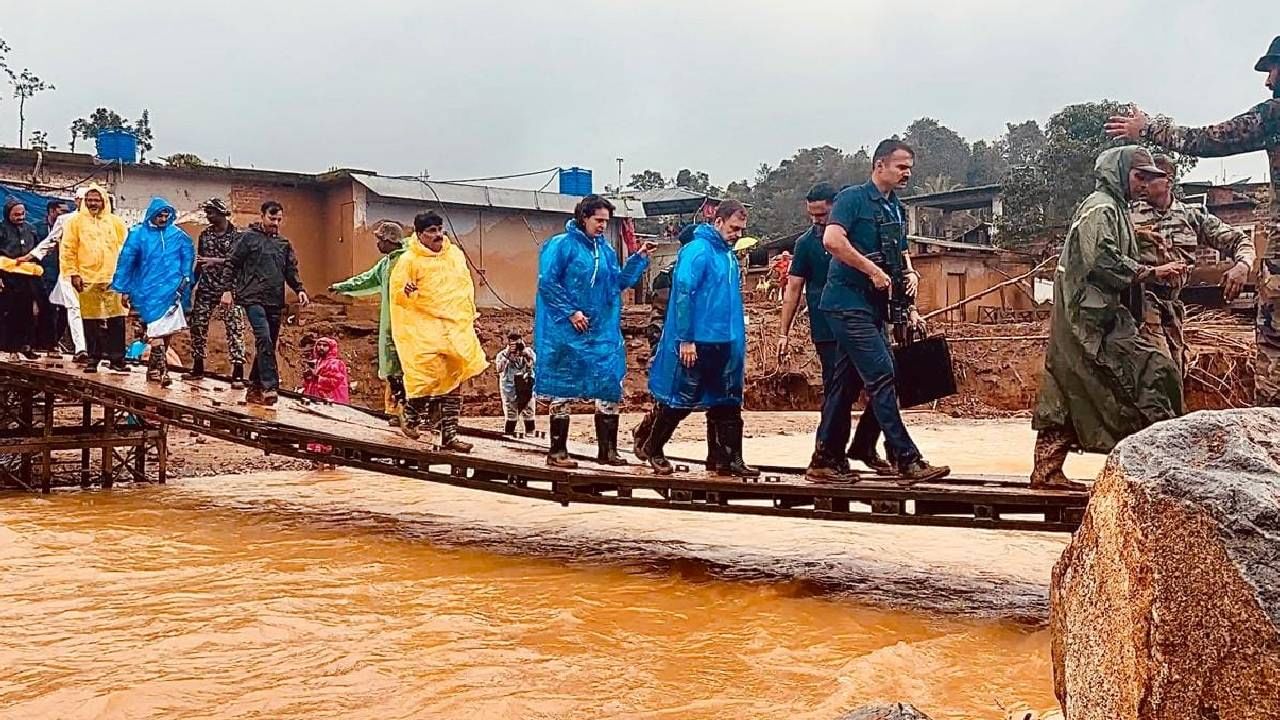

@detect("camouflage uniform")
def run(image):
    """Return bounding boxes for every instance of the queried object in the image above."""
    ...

[1130,198,1255,376]
[1143,98,1280,405]
[645,264,674,355]
[190,223,247,366]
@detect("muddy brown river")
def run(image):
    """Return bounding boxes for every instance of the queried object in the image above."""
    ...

[0,420,1099,719]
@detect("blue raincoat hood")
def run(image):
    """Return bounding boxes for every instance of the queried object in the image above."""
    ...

[533,219,649,402]
[144,197,177,228]
[647,222,746,408]
[110,196,195,324]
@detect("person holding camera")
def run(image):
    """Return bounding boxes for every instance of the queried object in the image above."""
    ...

[495,331,536,436]
[818,140,949,485]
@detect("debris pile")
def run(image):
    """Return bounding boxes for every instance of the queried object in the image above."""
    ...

[184,295,1257,418]
[1183,308,1255,409]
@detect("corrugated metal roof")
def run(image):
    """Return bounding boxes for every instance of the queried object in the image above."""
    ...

[352,174,644,217]
[908,235,1000,253]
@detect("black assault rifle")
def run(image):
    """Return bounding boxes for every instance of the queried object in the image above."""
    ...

[864,234,912,345]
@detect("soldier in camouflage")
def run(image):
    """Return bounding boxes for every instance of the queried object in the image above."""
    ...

[1130,154,1255,376]
[184,198,247,385]
[1106,35,1280,405]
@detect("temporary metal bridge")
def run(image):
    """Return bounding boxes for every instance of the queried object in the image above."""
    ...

[0,357,1088,532]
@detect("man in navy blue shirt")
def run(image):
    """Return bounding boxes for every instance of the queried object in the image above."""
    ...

[780,182,928,482]
[819,140,949,484]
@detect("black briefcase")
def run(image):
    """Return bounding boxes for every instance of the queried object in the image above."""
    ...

[893,334,957,408]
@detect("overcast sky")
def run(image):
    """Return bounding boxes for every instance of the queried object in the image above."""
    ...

[9,1,1277,189]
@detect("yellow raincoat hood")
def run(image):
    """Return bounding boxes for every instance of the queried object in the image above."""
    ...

[389,236,489,399]
[62,182,127,284]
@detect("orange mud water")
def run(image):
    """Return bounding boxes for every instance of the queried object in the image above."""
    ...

[0,416,1103,719]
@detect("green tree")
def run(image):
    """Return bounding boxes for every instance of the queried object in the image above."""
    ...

[627,169,666,191]
[675,168,710,193]
[28,129,49,150]
[133,109,154,160]
[966,139,1006,185]
[902,117,973,194]
[995,101,1196,249]
[69,108,127,152]
[738,145,872,240]
[8,68,54,148]
[1003,119,1045,167]
[67,107,155,158]
[162,153,205,168]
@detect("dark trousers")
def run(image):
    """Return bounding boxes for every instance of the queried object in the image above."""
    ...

[0,276,36,351]
[244,304,284,391]
[85,316,126,364]
[820,309,920,467]
[814,340,882,461]
[35,291,66,351]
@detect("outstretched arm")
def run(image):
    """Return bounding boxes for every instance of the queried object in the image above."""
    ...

[1105,103,1276,157]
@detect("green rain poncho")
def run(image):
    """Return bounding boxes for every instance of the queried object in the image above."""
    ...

[329,239,408,379]
[1032,146,1183,453]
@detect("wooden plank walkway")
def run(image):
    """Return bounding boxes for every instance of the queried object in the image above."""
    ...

[0,357,1089,532]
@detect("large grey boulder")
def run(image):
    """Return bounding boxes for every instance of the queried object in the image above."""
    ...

[836,702,932,720]
[1050,409,1280,719]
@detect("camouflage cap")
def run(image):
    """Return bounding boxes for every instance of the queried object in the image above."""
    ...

[199,197,231,216]
[1130,148,1167,177]
[373,220,405,241]
[1256,36,1280,72]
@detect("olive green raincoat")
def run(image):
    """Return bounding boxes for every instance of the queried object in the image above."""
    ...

[1032,146,1184,453]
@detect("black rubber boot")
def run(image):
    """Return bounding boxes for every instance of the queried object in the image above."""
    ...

[594,413,628,466]
[523,419,535,435]
[704,414,725,472]
[546,415,578,469]
[713,411,760,478]
[400,397,424,440]
[642,406,685,476]
[503,420,517,436]
[632,408,656,460]
[230,362,245,389]
[146,344,166,383]
[185,357,206,380]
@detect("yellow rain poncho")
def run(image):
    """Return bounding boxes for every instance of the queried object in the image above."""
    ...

[0,257,43,277]
[62,183,128,319]
[389,237,488,399]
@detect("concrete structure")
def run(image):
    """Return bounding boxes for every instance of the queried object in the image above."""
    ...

[903,184,1002,245]
[0,147,644,309]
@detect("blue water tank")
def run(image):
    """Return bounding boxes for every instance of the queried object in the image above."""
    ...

[95,130,138,164]
[558,167,592,196]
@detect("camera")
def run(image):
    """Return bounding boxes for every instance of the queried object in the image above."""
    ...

[513,340,525,352]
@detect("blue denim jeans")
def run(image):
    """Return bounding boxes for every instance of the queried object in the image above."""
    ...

[243,304,283,391]
[813,340,882,463]
[819,309,920,467]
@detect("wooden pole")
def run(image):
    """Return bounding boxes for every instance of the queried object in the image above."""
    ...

[80,399,91,489]
[923,255,1057,322]
[41,391,53,494]
[102,406,115,489]
[157,424,167,485]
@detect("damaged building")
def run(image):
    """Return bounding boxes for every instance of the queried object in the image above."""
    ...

[0,147,644,310]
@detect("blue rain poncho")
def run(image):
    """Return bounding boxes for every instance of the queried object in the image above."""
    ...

[648,223,746,408]
[534,219,649,402]
[111,197,194,323]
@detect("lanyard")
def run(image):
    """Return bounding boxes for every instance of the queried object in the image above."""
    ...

[876,195,903,226]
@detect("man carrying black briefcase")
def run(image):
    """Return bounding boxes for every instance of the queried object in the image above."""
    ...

[814,139,951,485]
